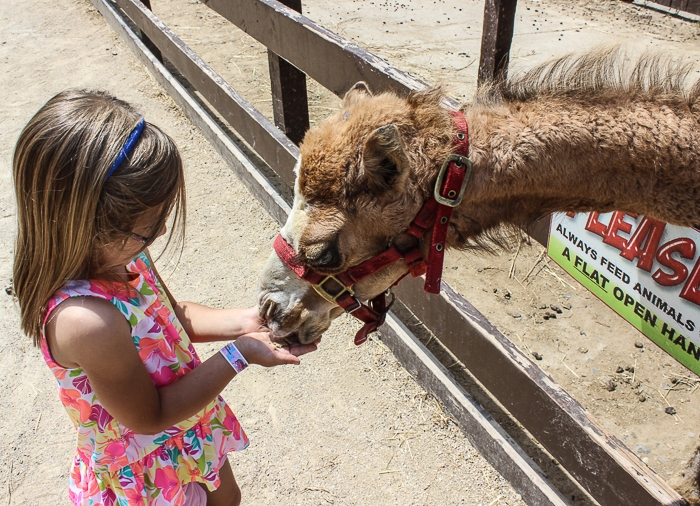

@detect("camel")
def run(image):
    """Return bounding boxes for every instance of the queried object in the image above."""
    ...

[256,47,700,503]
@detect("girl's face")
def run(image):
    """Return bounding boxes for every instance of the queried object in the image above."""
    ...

[101,208,168,273]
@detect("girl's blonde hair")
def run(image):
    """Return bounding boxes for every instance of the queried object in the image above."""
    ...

[13,90,186,344]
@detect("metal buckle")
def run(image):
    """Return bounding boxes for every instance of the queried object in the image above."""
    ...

[434,154,472,207]
[312,275,355,304]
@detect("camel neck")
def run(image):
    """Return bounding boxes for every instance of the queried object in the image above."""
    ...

[442,97,700,248]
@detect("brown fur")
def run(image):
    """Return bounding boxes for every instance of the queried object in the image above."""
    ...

[295,48,700,266]
[459,47,700,248]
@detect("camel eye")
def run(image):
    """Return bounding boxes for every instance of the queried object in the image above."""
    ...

[319,250,336,266]
[305,242,342,270]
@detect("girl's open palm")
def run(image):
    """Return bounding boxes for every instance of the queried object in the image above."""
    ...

[235,332,320,367]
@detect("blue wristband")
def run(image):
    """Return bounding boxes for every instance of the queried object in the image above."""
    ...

[220,342,249,374]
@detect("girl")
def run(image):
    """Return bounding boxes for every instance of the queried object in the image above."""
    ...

[12,90,318,506]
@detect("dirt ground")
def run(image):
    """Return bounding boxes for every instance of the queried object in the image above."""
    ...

[2,0,700,505]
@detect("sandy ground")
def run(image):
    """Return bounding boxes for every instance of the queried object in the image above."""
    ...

[2,0,700,505]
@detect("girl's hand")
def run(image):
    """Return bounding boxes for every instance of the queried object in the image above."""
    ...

[233,306,268,336]
[234,332,321,367]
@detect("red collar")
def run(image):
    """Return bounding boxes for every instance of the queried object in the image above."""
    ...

[273,110,471,344]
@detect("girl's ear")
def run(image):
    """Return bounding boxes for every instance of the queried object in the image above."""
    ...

[342,82,372,108]
[360,124,410,194]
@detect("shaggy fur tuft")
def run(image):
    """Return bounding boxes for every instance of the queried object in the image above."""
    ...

[476,46,700,107]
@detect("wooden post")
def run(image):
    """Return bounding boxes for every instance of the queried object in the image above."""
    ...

[477,0,517,86]
[267,0,310,146]
[138,0,163,62]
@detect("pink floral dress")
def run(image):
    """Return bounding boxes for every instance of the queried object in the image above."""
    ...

[41,253,249,505]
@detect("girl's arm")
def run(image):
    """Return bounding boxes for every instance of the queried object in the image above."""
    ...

[147,251,263,342]
[173,303,264,343]
[46,297,317,435]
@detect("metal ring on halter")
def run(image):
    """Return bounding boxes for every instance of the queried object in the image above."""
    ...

[346,298,363,313]
[385,289,396,311]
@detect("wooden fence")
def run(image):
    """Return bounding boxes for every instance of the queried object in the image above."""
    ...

[91,0,691,504]
[643,0,700,16]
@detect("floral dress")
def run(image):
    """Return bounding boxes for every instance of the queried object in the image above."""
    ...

[41,253,249,506]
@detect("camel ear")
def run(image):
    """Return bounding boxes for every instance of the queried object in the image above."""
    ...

[342,82,372,108]
[361,125,410,194]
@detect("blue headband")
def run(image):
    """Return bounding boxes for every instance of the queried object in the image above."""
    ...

[106,118,145,179]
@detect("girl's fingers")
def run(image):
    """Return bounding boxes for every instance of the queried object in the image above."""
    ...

[272,342,317,363]
[270,346,301,365]
[288,343,318,357]
[238,332,320,366]
[286,336,321,358]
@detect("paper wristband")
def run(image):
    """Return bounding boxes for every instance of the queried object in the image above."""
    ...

[220,342,249,374]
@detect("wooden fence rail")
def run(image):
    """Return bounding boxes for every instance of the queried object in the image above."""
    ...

[99,0,689,504]
[643,0,700,16]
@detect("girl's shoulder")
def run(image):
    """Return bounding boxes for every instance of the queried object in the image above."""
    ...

[45,295,132,369]
[44,254,151,368]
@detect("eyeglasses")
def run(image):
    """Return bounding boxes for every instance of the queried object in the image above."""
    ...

[130,232,151,244]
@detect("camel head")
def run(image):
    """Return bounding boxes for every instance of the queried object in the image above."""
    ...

[258,83,456,344]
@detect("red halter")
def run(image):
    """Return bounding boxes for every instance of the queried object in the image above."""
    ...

[273,110,471,345]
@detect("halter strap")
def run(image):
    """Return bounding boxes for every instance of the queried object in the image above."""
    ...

[424,110,470,293]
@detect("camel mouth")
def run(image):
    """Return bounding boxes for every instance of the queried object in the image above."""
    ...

[269,326,301,345]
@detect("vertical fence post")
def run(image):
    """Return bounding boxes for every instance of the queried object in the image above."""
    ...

[267,0,310,146]
[138,0,163,62]
[477,0,517,86]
